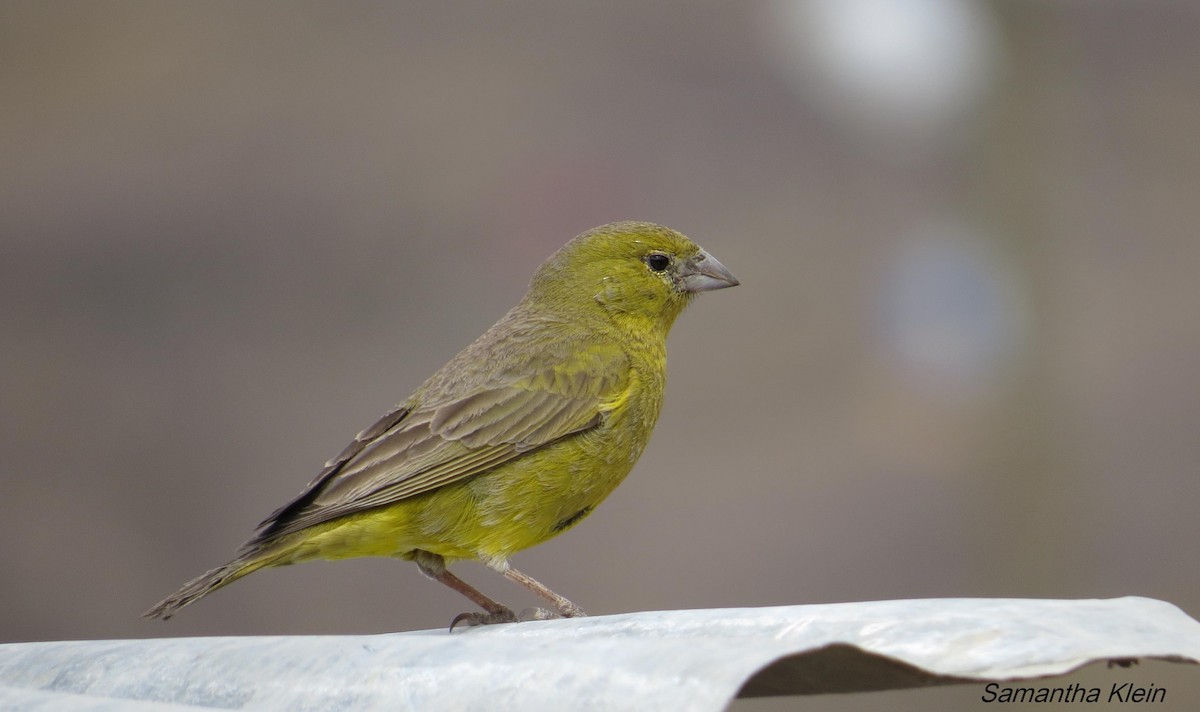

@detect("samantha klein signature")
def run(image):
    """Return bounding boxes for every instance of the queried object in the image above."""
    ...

[981,682,1165,704]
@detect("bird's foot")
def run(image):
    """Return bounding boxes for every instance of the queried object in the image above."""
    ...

[553,601,588,618]
[515,605,588,621]
[449,607,518,630]
[449,605,588,630]
[517,607,563,621]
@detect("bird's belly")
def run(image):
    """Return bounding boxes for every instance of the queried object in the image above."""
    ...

[416,428,643,562]
[296,416,652,566]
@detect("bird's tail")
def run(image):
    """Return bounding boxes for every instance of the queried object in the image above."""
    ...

[142,555,274,620]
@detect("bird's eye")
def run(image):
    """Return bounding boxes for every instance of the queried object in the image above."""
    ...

[645,253,671,272]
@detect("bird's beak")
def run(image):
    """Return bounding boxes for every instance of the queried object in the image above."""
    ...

[681,248,739,293]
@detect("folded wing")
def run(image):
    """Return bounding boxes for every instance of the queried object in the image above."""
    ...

[244,342,628,548]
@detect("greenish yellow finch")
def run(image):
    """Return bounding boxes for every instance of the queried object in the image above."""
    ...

[144,221,738,627]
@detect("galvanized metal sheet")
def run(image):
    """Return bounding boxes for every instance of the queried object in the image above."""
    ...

[1,597,1197,711]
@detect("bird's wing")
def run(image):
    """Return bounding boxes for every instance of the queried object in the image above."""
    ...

[246,342,629,545]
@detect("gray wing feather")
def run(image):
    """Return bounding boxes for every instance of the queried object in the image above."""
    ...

[247,344,626,546]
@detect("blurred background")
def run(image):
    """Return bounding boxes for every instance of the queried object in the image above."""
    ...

[3,0,1199,708]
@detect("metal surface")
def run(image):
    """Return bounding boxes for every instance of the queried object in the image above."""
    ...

[2,597,1197,710]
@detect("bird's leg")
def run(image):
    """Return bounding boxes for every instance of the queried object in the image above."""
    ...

[502,566,587,618]
[434,569,515,622]
[413,550,517,629]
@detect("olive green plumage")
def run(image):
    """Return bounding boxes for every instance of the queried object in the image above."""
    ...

[144,221,737,624]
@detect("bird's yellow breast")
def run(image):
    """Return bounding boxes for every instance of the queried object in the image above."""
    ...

[457,357,665,563]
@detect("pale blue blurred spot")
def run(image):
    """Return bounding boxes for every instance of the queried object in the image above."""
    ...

[878,221,1030,397]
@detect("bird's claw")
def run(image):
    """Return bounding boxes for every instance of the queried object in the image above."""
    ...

[448,605,583,631]
[449,608,518,631]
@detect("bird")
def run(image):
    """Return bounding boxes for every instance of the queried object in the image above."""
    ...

[143,221,738,628]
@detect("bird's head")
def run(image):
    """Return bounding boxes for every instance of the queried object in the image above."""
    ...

[528,222,738,332]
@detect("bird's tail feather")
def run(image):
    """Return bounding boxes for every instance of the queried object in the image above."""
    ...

[142,555,273,620]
